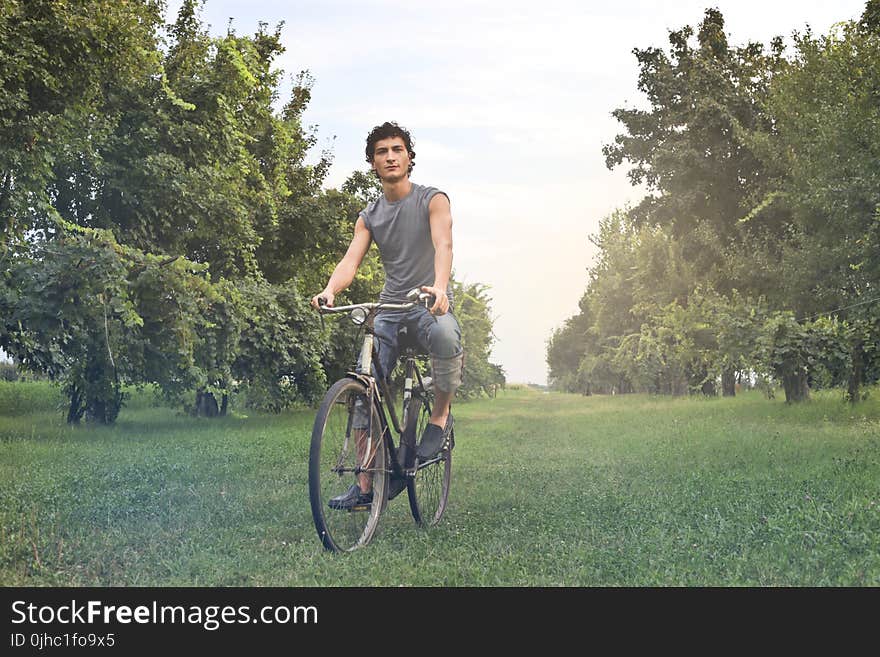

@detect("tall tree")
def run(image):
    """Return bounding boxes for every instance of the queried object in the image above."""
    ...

[450,280,505,398]
[603,8,788,281]
[0,1,336,420]
[763,2,880,401]
[0,0,164,242]
[2,1,506,422]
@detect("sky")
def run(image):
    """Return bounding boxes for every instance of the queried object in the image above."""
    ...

[165,0,868,384]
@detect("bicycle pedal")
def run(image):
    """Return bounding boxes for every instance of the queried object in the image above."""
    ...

[349,503,372,512]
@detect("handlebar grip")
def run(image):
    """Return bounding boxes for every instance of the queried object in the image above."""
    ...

[318,296,328,307]
[406,287,435,308]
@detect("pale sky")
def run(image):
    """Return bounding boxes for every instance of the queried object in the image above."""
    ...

[166,0,867,384]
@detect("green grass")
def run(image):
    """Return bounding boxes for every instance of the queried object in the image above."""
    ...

[1,381,879,586]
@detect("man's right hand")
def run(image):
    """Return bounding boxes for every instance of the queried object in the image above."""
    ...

[311,291,335,309]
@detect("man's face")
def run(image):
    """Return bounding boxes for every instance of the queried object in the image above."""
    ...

[371,136,411,182]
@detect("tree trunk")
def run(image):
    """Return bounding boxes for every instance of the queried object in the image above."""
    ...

[220,393,229,416]
[694,364,716,396]
[673,374,687,396]
[67,385,84,424]
[85,390,123,424]
[721,368,736,397]
[195,389,219,417]
[782,368,810,403]
[73,343,123,424]
[846,338,864,404]
[90,397,107,423]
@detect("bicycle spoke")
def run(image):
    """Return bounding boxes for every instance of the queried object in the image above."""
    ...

[406,393,452,527]
[309,379,389,552]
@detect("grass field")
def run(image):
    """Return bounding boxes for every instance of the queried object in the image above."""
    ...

[1,381,878,586]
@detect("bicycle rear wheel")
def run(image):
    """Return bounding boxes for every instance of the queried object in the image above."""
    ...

[406,391,452,527]
[309,378,389,552]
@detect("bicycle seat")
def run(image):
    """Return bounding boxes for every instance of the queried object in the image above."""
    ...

[396,325,428,356]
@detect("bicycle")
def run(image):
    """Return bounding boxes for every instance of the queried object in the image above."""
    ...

[308,289,454,552]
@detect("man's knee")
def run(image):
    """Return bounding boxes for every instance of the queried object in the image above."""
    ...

[431,353,463,394]
[427,314,462,360]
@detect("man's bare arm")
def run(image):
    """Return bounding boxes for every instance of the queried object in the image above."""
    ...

[311,216,372,308]
[423,193,453,315]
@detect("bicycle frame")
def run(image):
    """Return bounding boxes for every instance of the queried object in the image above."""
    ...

[352,311,433,482]
[319,294,436,482]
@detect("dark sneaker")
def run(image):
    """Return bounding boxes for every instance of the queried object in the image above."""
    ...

[328,484,373,511]
[416,415,452,460]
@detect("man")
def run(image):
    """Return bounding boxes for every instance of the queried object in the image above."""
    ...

[311,121,463,510]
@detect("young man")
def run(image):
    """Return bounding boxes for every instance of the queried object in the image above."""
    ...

[311,121,463,510]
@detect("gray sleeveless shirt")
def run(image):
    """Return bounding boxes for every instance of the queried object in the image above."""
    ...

[360,183,453,305]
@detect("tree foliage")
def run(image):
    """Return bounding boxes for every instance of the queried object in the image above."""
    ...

[1,223,223,422]
[1,1,502,422]
[451,280,505,398]
[549,3,880,403]
[602,7,788,256]
[0,0,165,240]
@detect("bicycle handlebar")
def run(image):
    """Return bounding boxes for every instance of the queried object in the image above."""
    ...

[316,288,434,315]
[318,301,417,314]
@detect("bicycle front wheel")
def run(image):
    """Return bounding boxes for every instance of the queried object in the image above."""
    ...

[406,393,452,527]
[309,378,389,552]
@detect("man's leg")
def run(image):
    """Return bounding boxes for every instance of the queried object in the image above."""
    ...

[415,309,463,459]
[330,314,400,509]
[359,311,401,492]
[327,395,376,509]
[431,389,453,428]
[354,426,378,494]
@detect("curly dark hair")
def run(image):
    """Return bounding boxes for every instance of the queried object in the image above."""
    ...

[365,121,416,176]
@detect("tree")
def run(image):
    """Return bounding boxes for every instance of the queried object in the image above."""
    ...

[2,1,506,422]
[546,304,593,393]
[762,5,880,402]
[757,313,851,403]
[0,2,336,420]
[0,0,164,242]
[603,8,789,288]
[0,223,228,423]
[450,280,505,398]
[687,287,765,396]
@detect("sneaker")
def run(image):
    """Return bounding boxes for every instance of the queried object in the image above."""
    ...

[416,415,452,460]
[328,484,373,510]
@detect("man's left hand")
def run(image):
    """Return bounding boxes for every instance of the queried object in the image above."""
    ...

[421,285,449,315]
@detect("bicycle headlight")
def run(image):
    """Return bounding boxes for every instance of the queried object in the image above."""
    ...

[349,307,368,325]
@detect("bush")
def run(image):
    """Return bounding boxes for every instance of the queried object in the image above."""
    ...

[0,361,18,381]
[0,381,65,415]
